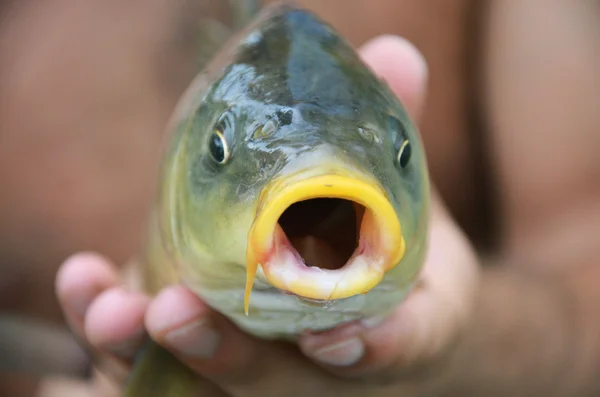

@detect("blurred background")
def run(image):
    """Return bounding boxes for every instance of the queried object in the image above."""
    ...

[1,0,598,395]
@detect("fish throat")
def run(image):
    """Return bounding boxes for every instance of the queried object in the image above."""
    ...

[278,198,363,271]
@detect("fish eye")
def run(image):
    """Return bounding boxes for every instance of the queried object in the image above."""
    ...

[387,115,412,168]
[208,130,229,164]
[208,113,233,164]
[396,140,412,168]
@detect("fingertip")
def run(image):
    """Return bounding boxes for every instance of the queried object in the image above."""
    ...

[298,312,412,376]
[146,286,228,367]
[298,321,368,370]
[145,285,209,337]
[56,252,119,321]
[145,286,267,379]
[56,252,119,297]
[359,34,428,120]
[361,34,428,86]
[84,287,150,359]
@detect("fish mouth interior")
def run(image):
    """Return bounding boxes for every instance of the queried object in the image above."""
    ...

[277,198,365,271]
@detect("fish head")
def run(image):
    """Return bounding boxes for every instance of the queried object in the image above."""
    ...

[160,5,429,319]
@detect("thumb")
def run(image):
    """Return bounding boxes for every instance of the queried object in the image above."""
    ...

[360,35,428,122]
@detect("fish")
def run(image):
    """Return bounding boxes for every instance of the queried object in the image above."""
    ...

[124,1,430,395]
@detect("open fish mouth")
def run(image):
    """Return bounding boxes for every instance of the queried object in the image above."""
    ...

[244,169,406,313]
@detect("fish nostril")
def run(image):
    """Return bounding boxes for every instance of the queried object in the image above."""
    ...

[358,127,381,143]
[276,108,294,126]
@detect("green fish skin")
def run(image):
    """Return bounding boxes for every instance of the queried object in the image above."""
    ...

[125,2,430,396]
[123,341,198,397]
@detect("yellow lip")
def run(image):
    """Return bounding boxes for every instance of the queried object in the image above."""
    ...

[244,172,406,314]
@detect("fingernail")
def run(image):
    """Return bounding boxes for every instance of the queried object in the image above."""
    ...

[103,328,147,359]
[104,339,143,359]
[309,337,365,367]
[163,319,220,360]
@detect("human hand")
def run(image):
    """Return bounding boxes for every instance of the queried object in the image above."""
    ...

[54,35,480,397]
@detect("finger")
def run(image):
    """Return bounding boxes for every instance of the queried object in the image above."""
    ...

[55,252,120,342]
[146,286,382,397]
[360,34,428,121]
[298,189,480,381]
[56,252,148,387]
[84,287,150,361]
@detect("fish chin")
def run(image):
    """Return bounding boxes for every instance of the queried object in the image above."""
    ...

[193,279,411,340]
[244,170,406,314]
